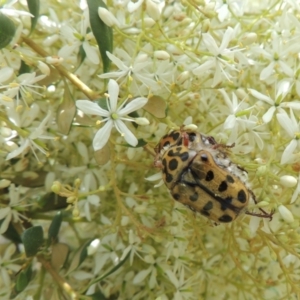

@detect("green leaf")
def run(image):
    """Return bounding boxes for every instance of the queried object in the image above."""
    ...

[22,226,44,257]
[47,211,63,245]
[97,97,108,110]
[19,60,31,75]
[84,250,131,293]
[90,290,108,300]
[0,220,22,244]
[57,81,76,134]
[124,139,147,148]
[15,264,32,292]
[51,243,69,271]
[27,0,40,34]
[66,239,93,275]
[143,95,167,118]
[0,13,16,49]
[87,0,113,73]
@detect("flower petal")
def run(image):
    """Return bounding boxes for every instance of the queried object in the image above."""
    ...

[281,139,297,164]
[118,97,148,116]
[108,79,119,112]
[262,106,276,123]
[248,89,273,104]
[93,120,113,151]
[115,120,138,146]
[76,100,109,117]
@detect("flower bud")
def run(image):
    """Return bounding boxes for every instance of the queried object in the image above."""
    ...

[134,117,149,125]
[0,179,11,189]
[146,0,161,21]
[176,71,190,84]
[278,205,294,223]
[280,175,297,188]
[136,18,155,28]
[134,205,147,214]
[242,32,257,45]
[98,7,120,27]
[37,61,50,76]
[51,181,62,193]
[46,56,64,66]
[154,50,170,60]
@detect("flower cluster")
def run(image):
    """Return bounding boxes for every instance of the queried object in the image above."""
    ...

[0,0,300,299]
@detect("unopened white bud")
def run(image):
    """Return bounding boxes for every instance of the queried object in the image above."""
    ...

[278,205,294,223]
[256,165,267,177]
[154,50,170,60]
[37,61,50,76]
[136,17,155,28]
[280,175,297,188]
[121,216,130,226]
[136,53,148,63]
[183,124,198,131]
[98,7,120,27]
[166,44,183,55]
[176,71,190,84]
[134,205,147,214]
[146,0,161,21]
[236,88,248,100]
[0,179,11,189]
[134,117,149,125]
[46,56,64,66]
[242,32,257,45]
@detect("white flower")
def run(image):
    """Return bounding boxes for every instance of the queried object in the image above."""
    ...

[99,48,158,92]
[277,110,300,164]
[0,184,28,234]
[58,9,99,64]
[219,89,252,130]
[6,108,54,161]
[251,31,296,81]
[0,244,20,287]
[249,81,300,123]
[0,72,46,107]
[193,27,242,87]
[291,173,300,203]
[76,79,148,151]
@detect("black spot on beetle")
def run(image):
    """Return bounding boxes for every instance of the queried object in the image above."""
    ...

[189,192,198,202]
[201,210,210,216]
[169,158,178,171]
[220,196,234,211]
[226,175,234,183]
[162,141,170,148]
[224,196,233,203]
[200,153,208,162]
[237,189,247,203]
[171,131,180,141]
[218,181,228,192]
[180,151,189,162]
[166,173,173,183]
[205,170,214,181]
[173,193,180,201]
[218,215,233,222]
[188,132,196,142]
[203,201,213,211]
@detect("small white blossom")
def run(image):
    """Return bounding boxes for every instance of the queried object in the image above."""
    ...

[76,79,148,151]
[99,49,158,92]
[58,9,99,64]
[249,81,300,123]
[193,27,242,87]
[277,110,300,164]
[6,109,54,161]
